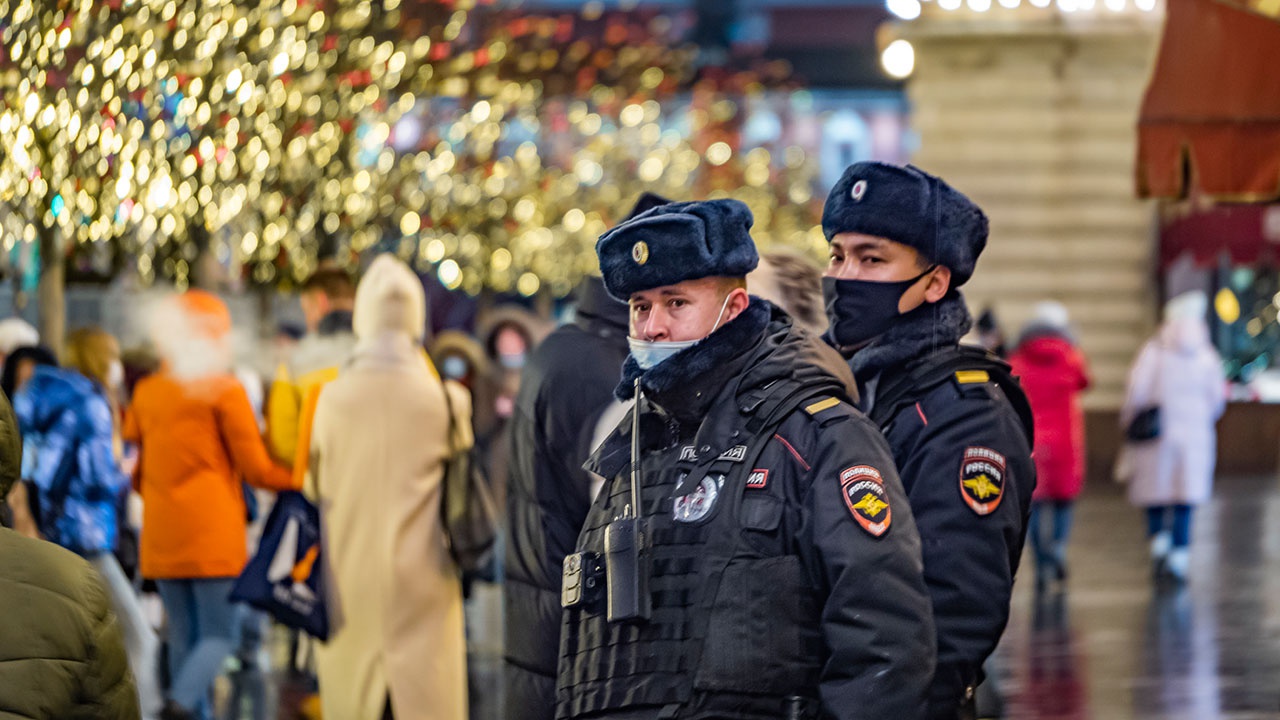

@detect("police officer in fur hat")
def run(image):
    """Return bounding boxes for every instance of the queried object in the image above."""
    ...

[555,198,936,720]
[820,162,1036,720]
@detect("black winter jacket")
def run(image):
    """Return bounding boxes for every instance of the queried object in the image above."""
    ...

[849,293,1035,720]
[504,277,632,720]
[557,299,935,720]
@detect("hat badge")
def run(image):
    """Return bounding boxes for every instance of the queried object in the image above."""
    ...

[851,180,868,201]
[632,241,649,265]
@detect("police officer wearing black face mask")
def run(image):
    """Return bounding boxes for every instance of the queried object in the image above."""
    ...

[557,198,936,720]
[820,162,1036,720]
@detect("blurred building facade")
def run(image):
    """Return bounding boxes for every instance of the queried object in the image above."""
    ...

[896,3,1164,409]
[1136,0,1280,403]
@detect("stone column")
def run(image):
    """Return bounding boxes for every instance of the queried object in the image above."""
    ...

[901,7,1162,408]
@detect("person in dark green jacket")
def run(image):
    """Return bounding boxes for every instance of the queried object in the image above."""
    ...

[0,390,140,719]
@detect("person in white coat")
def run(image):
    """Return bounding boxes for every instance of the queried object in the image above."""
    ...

[307,254,469,720]
[1121,291,1226,582]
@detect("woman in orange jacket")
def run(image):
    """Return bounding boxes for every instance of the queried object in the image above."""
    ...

[123,290,294,720]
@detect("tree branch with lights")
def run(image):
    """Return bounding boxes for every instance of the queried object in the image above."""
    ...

[0,0,826,338]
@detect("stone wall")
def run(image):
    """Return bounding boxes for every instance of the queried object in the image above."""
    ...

[902,12,1163,408]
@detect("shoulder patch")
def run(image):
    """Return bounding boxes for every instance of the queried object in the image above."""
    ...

[805,397,841,415]
[954,370,990,385]
[959,446,1006,516]
[803,397,855,427]
[840,465,891,537]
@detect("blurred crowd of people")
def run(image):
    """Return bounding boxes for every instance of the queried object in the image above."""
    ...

[0,201,1228,720]
[0,238,852,720]
[0,253,532,720]
[979,290,1225,589]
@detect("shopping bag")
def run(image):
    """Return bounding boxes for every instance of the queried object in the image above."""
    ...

[1125,406,1160,442]
[230,490,329,640]
[440,384,498,576]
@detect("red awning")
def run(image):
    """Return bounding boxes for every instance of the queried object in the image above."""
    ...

[1136,0,1280,201]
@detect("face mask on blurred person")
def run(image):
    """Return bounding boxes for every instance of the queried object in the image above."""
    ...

[628,292,733,371]
[498,352,526,371]
[442,355,469,380]
[106,360,125,390]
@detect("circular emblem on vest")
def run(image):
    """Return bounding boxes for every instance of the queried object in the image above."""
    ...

[632,240,649,265]
[851,179,868,201]
[673,475,722,523]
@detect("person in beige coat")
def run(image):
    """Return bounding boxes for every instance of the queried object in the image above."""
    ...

[307,254,469,720]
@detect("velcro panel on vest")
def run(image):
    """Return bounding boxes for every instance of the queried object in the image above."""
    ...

[561,457,718,715]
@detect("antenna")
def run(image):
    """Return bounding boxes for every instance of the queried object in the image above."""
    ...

[628,376,642,519]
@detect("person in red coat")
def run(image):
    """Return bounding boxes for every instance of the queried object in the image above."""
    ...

[1008,301,1091,590]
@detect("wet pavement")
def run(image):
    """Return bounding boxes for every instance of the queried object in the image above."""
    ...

[989,474,1280,720]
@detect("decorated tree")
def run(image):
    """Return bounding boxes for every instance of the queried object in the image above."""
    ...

[0,0,173,346]
[1,0,826,342]
[346,5,827,298]
[0,0,475,341]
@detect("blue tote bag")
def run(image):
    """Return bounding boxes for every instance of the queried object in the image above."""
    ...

[230,490,330,640]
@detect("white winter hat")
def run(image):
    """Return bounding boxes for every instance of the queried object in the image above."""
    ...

[0,317,38,355]
[1030,301,1070,332]
[353,254,427,342]
[1164,291,1208,323]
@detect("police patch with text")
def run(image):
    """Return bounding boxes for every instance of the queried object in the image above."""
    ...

[677,445,748,463]
[959,446,1006,516]
[840,465,891,537]
[718,445,748,463]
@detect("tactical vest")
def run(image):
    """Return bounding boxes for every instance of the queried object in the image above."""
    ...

[557,387,828,720]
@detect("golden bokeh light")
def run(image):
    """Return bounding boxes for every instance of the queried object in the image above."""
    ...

[0,0,815,295]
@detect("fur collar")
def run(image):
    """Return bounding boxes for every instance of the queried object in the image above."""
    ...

[850,290,973,380]
[290,331,357,378]
[615,298,771,423]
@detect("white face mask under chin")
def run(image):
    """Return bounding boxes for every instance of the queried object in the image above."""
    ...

[106,360,125,390]
[629,293,734,371]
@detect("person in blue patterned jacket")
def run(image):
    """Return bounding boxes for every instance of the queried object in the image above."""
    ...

[13,327,162,719]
